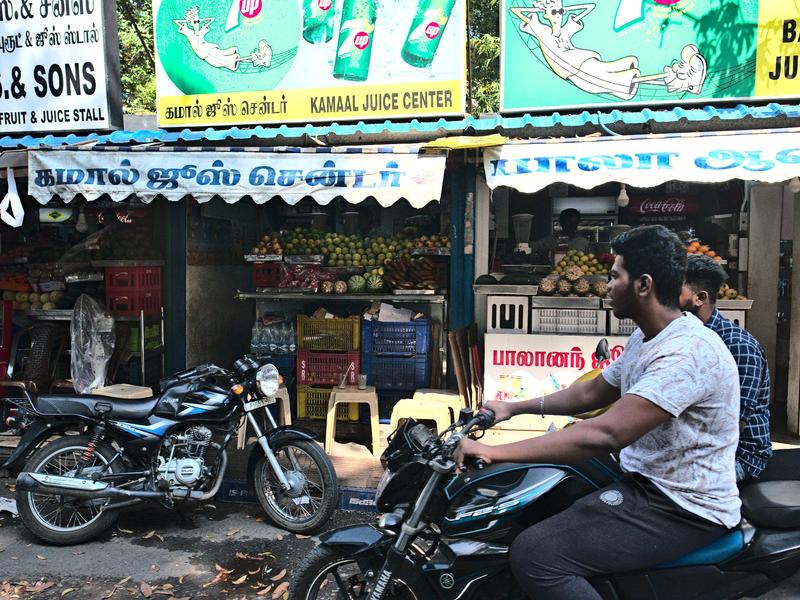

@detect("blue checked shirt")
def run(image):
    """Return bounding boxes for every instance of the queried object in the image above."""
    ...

[706,309,772,479]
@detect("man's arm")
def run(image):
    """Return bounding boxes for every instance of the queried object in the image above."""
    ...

[728,339,770,440]
[486,375,620,422]
[456,393,671,466]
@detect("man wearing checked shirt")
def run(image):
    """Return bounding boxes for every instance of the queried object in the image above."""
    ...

[681,254,772,481]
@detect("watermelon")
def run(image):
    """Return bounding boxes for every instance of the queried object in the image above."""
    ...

[348,274,366,293]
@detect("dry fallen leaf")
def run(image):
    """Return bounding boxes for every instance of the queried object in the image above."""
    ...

[152,591,174,597]
[270,569,287,582]
[61,589,77,597]
[178,576,185,585]
[160,584,173,590]
[235,552,249,560]
[140,582,153,598]
[232,575,248,585]
[142,531,155,540]
[255,517,265,523]
[257,586,273,596]
[295,534,310,539]
[215,564,235,575]
[118,527,133,534]
[248,569,261,576]
[226,528,241,537]
[36,555,46,560]
[71,551,85,556]
[25,581,55,593]
[272,582,289,599]
[155,534,165,543]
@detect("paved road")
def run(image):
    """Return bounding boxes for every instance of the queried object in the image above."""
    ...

[1,481,799,599]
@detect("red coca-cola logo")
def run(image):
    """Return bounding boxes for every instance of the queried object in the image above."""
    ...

[317,0,332,11]
[240,0,261,19]
[354,31,370,49]
[425,21,440,39]
[629,197,698,215]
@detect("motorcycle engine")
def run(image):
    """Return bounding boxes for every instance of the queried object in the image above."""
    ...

[157,426,213,487]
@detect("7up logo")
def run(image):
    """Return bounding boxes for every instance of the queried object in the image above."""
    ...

[354,31,370,49]
[424,21,440,39]
[240,0,261,18]
[318,0,332,10]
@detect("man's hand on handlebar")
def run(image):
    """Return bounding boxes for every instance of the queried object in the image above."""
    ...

[481,401,515,424]
[454,438,493,473]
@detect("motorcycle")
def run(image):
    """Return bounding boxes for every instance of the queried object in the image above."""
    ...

[288,410,800,600]
[2,356,338,545]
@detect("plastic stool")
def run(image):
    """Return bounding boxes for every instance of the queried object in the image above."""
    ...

[413,389,463,423]
[325,386,380,457]
[236,386,292,450]
[389,398,452,436]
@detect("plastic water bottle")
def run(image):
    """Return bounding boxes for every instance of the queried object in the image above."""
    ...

[251,321,262,355]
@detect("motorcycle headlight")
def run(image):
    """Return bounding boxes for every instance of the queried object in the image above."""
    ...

[256,364,280,397]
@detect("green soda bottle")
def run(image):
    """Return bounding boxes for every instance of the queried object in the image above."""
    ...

[332,0,377,81]
[303,0,336,44]
[401,0,457,68]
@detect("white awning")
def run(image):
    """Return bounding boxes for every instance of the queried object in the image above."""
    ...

[483,129,800,193]
[28,145,447,208]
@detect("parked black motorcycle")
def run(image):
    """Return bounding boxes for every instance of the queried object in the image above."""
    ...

[2,357,337,545]
[289,410,800,600]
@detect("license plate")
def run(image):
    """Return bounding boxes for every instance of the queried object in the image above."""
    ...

[243,397,275,412]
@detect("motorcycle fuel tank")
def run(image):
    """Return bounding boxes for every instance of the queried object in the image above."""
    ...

[174,389,236,422]
[441,464,595,542]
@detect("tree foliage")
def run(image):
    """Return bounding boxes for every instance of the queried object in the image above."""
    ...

[117,0,156,114]
[469,0,500,115]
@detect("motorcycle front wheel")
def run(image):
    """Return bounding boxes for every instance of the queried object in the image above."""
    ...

[289,546,423,600]
[253,439,337,533]
[16,435,121,545]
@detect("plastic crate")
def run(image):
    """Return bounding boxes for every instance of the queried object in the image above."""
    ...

[530,308,605,335]
[609,313,638,336]
[253,262,282,289]
[361,354,430,390]
[105,267,162,295]
[297,350,360,386]
[361,319,430,356]
[487,296,529,334]
[297,385,358,421]
[377,389,413,423]
[124,324,162,352]
[297,315,360,352]
[107,289,162,317]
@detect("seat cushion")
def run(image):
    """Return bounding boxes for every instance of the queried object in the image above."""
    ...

[33,394,159,421]
[740,481,800,529]
[92,384,153,400]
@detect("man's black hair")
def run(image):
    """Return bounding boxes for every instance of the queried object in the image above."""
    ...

[610,225,686,308]
[685,254,727,306]
[559,208,580,222]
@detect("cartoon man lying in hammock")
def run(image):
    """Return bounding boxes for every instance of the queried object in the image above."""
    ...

[174,6,273,71]
[511,0,707,100]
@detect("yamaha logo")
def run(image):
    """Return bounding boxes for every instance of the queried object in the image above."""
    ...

[439,573,455,589]
[425,21,440,39]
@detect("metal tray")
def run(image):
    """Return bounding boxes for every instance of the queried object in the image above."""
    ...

[91,260,165,268]
[244,254,282,263]
[392,289,436,295]
[284,255,324,264]
[411,248,450,256]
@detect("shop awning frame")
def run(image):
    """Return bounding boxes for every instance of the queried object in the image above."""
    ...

[28,144,448,209]
[483,128,800,193]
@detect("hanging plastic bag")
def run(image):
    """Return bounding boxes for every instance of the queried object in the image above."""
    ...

[70,294,115,394]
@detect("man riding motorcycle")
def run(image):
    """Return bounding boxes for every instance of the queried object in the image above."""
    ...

[455,225,742,600]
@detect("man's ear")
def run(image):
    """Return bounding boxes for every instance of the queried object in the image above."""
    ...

[636,274,653,297]
[696,290,710,306]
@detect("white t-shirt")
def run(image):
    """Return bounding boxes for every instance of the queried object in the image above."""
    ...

[602,313,741,528]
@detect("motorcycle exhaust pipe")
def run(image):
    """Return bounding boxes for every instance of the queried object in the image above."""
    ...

[16,473,165,500]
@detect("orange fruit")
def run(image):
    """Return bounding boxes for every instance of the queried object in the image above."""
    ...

[698,245,710,254]
[713,255,723,261]
[706,250,716,258]
[688,241,700,250]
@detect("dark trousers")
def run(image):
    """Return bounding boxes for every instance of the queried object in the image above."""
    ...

[509,473,730,599]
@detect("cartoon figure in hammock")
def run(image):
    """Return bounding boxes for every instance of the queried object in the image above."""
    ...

[511,0,707,100]
[174,6,273,71]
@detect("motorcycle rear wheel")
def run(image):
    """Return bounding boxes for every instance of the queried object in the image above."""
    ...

[16,435,120,545]
[254,439,337,533]
[289,545,422,600]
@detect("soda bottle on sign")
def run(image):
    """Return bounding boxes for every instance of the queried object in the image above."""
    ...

[332,0,377,81]
[401,0,456,68]
[303,0,336,44]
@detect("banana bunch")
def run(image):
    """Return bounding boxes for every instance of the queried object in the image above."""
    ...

[383,257,438,290]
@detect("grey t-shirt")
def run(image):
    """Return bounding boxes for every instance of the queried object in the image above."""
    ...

[602,313,741,528]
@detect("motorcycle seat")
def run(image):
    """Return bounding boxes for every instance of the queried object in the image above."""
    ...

[740,481,800,529]
[32,393,159,421]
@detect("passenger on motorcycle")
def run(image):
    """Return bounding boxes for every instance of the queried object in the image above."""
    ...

[455,225,742,600]
[680,253,772,482]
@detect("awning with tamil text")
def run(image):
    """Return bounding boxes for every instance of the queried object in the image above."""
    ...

[483,129,800,193]
[28,145,447,208]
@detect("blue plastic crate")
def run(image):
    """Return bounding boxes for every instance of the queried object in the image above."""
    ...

[361,354,430,391]
[361,319,431,356]
[378,389,412,423]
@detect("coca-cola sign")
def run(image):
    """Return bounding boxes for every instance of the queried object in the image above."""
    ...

[629,197,698,216]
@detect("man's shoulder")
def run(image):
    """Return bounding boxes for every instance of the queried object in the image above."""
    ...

[710,312,764,353]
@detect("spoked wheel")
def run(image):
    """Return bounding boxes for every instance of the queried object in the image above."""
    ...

[254,439,337,533]
[289,546,422,600]
[16,435,120,545]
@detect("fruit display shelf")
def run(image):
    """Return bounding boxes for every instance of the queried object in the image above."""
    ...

[236,290,447,304]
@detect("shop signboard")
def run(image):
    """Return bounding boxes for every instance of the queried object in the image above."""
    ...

[628,197,698,216]
[0,0,122,134]
[484,333,628,403]
[501,0,800,114]
[153,0,466,127]
[28,147,447,207]
[484,129,800,193]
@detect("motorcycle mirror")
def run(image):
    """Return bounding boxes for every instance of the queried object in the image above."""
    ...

[595,338,610,363]
[458,408,473,424]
